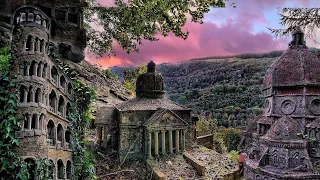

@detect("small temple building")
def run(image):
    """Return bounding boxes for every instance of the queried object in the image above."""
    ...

[96,61,197,162]
[243,28,320,180]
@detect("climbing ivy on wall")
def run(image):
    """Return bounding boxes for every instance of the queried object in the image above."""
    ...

[0,46,54,179]
[58,61,97,179]
[0,46,29,179]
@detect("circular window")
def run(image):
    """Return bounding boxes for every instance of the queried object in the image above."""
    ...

[310,99,320,115]
[281,99,296,115]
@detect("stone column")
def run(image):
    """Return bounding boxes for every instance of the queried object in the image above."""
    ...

[161,130,166,155]
[169,130,173,153]
[31,89,35,102]
[175,129,179,153]
[34,63,38,77]
[21,119,24,131]
[26,63,31,76]
[23,39,27,51]
[35,114,39,129]
[23,88,28,103]
[36,39,41,52]
[28,114,32,130]
[30,37,35,52]
[181,130,185,151]
[148,131,152,158]
[39,63,44,78]
[154,131,159,156]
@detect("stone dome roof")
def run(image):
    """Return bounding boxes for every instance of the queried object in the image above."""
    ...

[136,61,165,98]
[264,116,301,141]
[264,27,320,89]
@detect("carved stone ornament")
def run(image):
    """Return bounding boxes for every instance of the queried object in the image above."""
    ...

[309,99,320,115]
[281,99,296,115]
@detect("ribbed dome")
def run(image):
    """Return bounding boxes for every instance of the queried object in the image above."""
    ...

[136,61,165,98]
[264,27,320,89]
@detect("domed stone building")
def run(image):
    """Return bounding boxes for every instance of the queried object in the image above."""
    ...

[96,61,198,162]
[244,28,320,180]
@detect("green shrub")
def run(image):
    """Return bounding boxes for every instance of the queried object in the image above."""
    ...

[219,128,242,152]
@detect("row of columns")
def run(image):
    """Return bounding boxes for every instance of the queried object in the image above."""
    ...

[148,129,185,158]
[47,123,71,149]
[23,36,48,53]
[21,113,45,131]
[20,61,48,78]
[20,86,47,104]
[16,10,50,29]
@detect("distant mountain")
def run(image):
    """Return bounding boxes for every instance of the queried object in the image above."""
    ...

[110,66,135,82]
[111,48,320,129]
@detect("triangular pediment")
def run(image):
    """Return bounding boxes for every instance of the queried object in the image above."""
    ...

[144,108,188,129]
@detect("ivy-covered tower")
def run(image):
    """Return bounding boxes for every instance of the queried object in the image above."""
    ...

[0,0,87,179]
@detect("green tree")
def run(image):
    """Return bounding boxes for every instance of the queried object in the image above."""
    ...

[219,128,241,152]
[268,8,320,42]
[85,0,235,55]
[123,65,147,95]
[102,68,118,80]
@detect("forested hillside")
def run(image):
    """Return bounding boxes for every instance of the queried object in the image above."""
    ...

[111,49,320,129]
[158,57,275,129]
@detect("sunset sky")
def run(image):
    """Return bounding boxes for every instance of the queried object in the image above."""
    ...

[88,0,320,69]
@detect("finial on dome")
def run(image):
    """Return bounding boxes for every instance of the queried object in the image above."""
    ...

[147,61,156,72]
[289,26,307,48]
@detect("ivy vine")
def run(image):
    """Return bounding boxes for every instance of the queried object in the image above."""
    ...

[58,60,97,179]
[0,46,29,179]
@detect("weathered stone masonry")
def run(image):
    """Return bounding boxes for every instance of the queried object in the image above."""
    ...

[243,28,320,180]
[0,1,87,179]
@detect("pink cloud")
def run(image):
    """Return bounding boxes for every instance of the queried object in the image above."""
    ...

[89,0,314,69]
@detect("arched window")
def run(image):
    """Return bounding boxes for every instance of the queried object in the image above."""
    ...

[66,160,72,179]
[35,14,41,24]
[23,61,28,76]
[42,63,47,78]
[24,158,36,180]
[51,66,58,83]
[35,88,41,103]
[67,82,72,94]
[27,86,33,102]
[60,76,66,89]
[29,61,36,76]
[37,61,42,77]
[57,159,64,179]
[47,120,55,146]
[49,90,57,112]
[57,124,63,143]
[49,159,55,179]
[21,12,26,22]
[66,102,71,119]
[58,96,65,116]
[293,152,300,166]
[65,127,71,149]
[24,113,29,130]
[19,85,26,103]
[27,12,34,21]
[39,114,44,130]
[26,35,32,51]
[31,114,36,129]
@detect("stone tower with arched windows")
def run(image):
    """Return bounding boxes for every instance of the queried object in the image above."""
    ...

[0,0,87,179]
[244,28,320,180]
